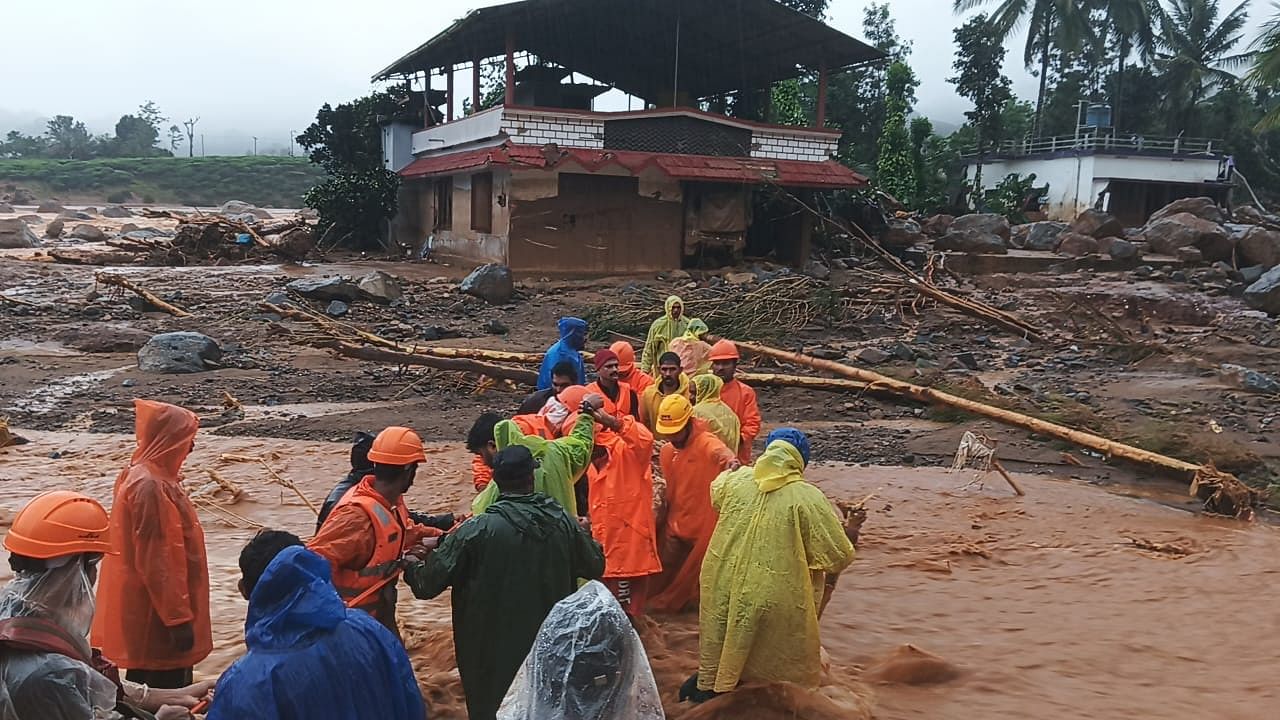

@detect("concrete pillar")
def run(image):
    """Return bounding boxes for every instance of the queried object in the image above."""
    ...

[473,57,482,111]
[446,67,455,122]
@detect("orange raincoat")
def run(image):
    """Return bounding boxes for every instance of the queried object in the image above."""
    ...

[513,413,559,440]
[588,416,662,580]
[650,420,736,612]
[720,378,762,464]
[612,341,654,394]
[92,400,211,671]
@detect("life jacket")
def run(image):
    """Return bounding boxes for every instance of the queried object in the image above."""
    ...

[328,482,409,615]
[587,380,635,418]
[513,414,556,440]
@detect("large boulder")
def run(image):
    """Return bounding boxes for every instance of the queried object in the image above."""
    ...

[286,276,365,303]
[1150,197,1226,225]
[920,214,955,238]
[1244,266,1280,315]
[1055,231,1101,257]
[101,205,134,218]
[0,203,13,214]
[355,271,403,304]
[1017,221,1067,251]
[219,200,256,215]
[54,324,153,353]
[881,218,925,248]
[137,332,223,374]
[36,201,65,214]
[69,224,109,242]
[1069,209,1124,239]
[1233,205,1280,228]
[938,214,1010,254]
[0,218,40,248]
[8,188,36,205]
[460,264,515,304]
[1236,226,1280,269]
[44,219,64,239]
[1107,238,1141,261]
[1141,212,1233,261]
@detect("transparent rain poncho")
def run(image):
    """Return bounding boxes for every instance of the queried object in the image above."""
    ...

[0,558,119,719]
[498,581,664,720]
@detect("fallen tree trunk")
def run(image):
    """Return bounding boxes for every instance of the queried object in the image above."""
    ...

[737,371,872,393]
[95,273,192,317]
[315,339,539,385]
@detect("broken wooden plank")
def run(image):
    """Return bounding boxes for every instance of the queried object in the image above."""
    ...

[95,273,192,317]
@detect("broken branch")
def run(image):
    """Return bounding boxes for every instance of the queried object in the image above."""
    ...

[94,273,192,317]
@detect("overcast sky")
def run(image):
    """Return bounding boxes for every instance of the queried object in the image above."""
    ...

[0,0,1272,154]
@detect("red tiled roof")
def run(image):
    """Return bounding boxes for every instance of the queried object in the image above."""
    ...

[400,142,867,189]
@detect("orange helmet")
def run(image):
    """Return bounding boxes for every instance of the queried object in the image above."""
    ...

[367,426,427,465]
[708,340,740,362]
[557,385,589,413]
[655,394,694,435]
[4,491,113,560]
[610,341,637,373]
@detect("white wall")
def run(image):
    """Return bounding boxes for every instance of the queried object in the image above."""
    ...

[381,122,417,172]
[750,130,836,162]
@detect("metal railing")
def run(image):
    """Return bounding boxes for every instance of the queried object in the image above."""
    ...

[964,132,1224,158]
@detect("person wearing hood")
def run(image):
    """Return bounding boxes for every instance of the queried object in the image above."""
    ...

[0,491,213,720]
[639,352,691,434]
[497,581,664,720]
[93,399,211,690]
[405,446,605,720]
[709,340,761,465]
[649,395,738,614]
[469,394,599,519]
[688,429,859,700]
[610,341,653,394]
[207,531,426,720]
[640,296,698,376]
[585,349,640,420]
[690,374,741,455]
[538,318,588,392]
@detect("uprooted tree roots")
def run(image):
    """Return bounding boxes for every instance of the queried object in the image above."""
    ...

[1190,464,1267,520]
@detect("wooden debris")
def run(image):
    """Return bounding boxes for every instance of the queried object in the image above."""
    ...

[219,453,320,516]
[316,339,539,386]
[0,417,30,449]
[1189,464,1265,521]
[0,294,36,307]
[193,497,263,529]
[94,272,192,317]
[949,431,1025,496]
[1125,536,1198,557]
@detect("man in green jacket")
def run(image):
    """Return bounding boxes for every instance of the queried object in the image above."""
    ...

[405,446,605,720]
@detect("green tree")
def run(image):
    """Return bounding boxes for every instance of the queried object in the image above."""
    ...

[778,0,829,18]
[168,124,184,153]
[1154,0,1252,133]
[0,130,48,158]
[1245,3,1280,129]
[823,3,912,171]
[875,62,920,204]
[298,87,408,248]
[950,14,1014,198]
[112,114,161,157]
[1102,0,1157,129]
[44,115,93,159]
[953,0,1095,136]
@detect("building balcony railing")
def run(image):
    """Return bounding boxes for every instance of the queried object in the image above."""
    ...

[963,132,1225,159]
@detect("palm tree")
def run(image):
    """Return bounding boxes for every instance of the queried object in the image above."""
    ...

[952,0,1095,136]
[1153,0,1253,133]
[1246,3,1280,129]
[1102,0,1158,129]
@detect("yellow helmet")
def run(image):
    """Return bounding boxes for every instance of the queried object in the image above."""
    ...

[655,394,694,435]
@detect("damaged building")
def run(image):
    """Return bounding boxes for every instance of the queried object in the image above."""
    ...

[374,0,882,273]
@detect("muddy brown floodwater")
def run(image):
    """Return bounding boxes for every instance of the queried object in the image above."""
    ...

[1,429,1276,719]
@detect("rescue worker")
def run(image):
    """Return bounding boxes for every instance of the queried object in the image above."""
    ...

[691,374,741,455]
[498,581,663,719]
[640,295,698,375]
[470,396,599,519]
[0,490,213,720]
[207,530,426,720]
[538,317,588,391]
[518,361,580,415]
[611,341,653,394]
[709,340,762,464]
[690,429,860,699]
[582,403,661,617]
[639,352,691,433]
[405,446,606,720]
[585,349,640,420]
[316,431,375,531]
[308,426,443,637]
[93,399,211,689]
[649,395,738,613]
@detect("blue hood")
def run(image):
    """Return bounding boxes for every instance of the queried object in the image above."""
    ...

[557,317,587,340]
[245,546,345,650]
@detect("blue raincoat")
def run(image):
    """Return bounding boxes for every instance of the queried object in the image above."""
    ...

[537,317,588,390]
[207,546,426,720]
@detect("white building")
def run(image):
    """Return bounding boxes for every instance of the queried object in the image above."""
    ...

[964,133,1232,226]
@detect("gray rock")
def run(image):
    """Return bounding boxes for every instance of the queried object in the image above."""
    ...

[484,319,510,335]
[264,291,290,305]
[119,223,139,234]
[58,211,92,221]
[122,230,163,242]
[852,347,890,364]
[53,324,152,353]
[137,332,222,374]
[804,260,831,280]
[881,218,926,248]
[938,213,1010,254]
[286,276,365,303]
[1055,231,1101,257]
[1244,265,1280,315]
[1069,209,1124,239]
[69,224,109,242]
[1107,238,1140,261]
[0,203,13,214]
[1237,226,1280,269]
[1020,221,1067,251]
[18,215,40,223]
[1133,265,1155,279]
[1219,363,1280,394]
[920,214,955,237]
[227,212,261,225]
[0,218,40,248]
[809,347,845,361]
[954,351,981,370]
[890,342,916,361]
[1175,246,1204,263]
[460,264,515,304]
[122,378,137,388]
[219,200,256,215]
[101,205,133,218]
[8,188,36,205]
[951,213,1011,240]
[36,201,65,214]
[665,269,692,281]
[355,271,403,304]
[1233,205,1280,227]
[1240,265,1266,284]
[1142,212,1233,261]
[1150,196,1227,225]
[325,300,349,317]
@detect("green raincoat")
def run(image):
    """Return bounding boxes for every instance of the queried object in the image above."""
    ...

[691,374,741,454]
[472,414,594,517]
[697,440,855,693]
[641,295,698,375]
[405,493,606,720]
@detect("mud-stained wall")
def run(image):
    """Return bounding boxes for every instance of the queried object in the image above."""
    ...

[415,169,512,265]
[509,171,683,273]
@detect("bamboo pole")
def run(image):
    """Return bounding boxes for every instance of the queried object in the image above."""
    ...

[95,273,192,317]
[315,339,540,386]
[729,338,1202,476]
[0,293,36,307]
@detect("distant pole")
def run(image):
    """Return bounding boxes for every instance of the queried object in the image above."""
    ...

[201,135,205,156]
[505,29,516,106]
[473,57,481,111]
[289,131,295,157]
[816,60,828,128]
[446,66,455,121]
[252,136,258,156]
[672,10,681,107]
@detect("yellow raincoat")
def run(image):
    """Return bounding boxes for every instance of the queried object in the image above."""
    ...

[697,440,855,693]
[641,296,699,375]
[472,414,595,517]
[691,375,741,454]
[639,372,691,434]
